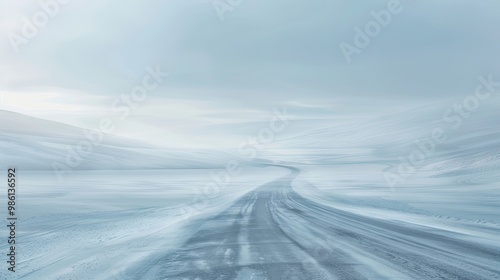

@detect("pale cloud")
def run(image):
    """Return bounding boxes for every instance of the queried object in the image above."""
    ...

[1,0,499,148]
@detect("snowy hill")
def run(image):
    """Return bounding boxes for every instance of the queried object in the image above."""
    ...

[0,110,230,171]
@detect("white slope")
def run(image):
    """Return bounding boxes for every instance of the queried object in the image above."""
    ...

[7,166,289,280]
[0,110,231,171]
[262,99,500,223]
[1,99,499,279]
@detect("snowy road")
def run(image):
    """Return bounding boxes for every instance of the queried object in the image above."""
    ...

[130,165,500,280]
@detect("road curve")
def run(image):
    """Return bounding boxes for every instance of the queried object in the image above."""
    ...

[132,165,500,279]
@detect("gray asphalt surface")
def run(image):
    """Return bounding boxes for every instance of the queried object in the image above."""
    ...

[132,166,500,280]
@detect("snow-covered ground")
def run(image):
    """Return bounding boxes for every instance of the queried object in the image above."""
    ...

[1,99,499,279]
[4,167,289,279]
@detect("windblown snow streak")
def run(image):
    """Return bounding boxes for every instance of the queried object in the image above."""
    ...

[1,104,499,279]
[121,166,499,280]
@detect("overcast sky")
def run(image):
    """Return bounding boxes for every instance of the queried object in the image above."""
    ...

[1,0,499,147]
